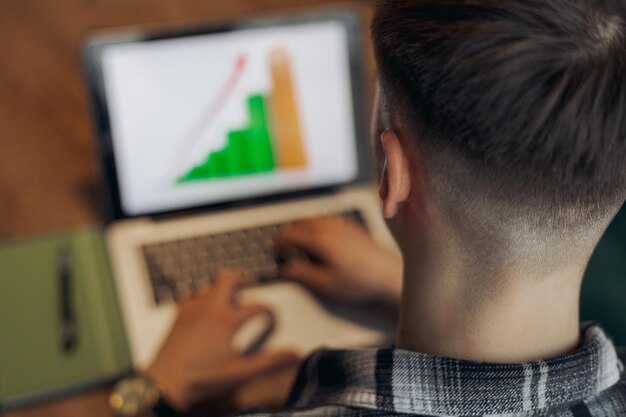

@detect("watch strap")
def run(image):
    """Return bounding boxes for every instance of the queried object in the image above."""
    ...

[152,397,182,417]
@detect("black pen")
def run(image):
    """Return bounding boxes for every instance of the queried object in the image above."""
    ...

[58,245,78,353]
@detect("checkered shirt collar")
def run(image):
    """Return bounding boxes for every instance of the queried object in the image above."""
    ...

[287,324,623,416]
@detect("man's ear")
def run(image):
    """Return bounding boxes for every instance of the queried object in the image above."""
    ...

[379,130,412,219]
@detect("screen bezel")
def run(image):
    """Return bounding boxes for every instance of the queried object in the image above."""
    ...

[83,9,372,222]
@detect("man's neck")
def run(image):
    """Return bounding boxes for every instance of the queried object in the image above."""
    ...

[395,257,584,363]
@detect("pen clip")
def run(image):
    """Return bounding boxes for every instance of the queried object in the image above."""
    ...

[58,245,78,353]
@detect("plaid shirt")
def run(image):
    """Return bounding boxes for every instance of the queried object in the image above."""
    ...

[238,324,626,416]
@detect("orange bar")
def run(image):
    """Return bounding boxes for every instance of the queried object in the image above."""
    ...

[269,48,307,169]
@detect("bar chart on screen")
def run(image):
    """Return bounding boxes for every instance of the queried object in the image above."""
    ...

[177,48,308,184]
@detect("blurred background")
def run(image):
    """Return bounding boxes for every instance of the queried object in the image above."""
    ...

[0,3,373,417]
[1,2,375,417]
[0,0,373,240]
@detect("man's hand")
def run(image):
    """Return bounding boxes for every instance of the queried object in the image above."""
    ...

[274,216,403,309]
[146,271,299,412]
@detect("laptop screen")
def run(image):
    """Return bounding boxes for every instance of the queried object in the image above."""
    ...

[95,17,364,217]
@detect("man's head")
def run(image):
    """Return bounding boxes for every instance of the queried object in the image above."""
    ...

[371,0,626,275]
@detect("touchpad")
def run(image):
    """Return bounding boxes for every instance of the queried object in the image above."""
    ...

[235,281,395,355]
[232,309,275,355]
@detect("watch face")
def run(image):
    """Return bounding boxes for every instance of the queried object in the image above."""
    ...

[110,375,160,417]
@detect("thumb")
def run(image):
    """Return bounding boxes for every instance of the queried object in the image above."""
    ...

[224,351,300,386]
[280,260,333,295]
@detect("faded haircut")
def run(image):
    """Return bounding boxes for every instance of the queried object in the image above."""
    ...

[371,0,626,264]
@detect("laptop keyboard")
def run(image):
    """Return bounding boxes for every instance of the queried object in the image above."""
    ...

[142,210,365,305]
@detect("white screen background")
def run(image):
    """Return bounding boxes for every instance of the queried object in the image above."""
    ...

[101,21,359,216]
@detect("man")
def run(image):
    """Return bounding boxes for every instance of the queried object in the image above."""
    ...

[143,0,626,415]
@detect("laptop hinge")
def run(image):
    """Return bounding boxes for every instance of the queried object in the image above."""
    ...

[148,185,343,223]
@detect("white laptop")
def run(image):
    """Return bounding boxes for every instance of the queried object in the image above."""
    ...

[83,9,396,369]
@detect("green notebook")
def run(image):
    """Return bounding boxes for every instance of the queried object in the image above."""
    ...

[0,227,132,409]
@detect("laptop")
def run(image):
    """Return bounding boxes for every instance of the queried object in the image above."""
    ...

[83,9,396,369]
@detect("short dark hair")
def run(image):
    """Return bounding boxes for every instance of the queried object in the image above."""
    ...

[372,0,626,210]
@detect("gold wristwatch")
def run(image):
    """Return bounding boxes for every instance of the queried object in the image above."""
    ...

[109,374,179,417]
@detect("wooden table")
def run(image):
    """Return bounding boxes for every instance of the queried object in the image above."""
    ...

[0,1,374,415]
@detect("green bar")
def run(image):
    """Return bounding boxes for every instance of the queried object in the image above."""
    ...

[227,130,251,173]
[248,95,275,171]
[248,94,268,131]
[211,150,228,174]
[177,93,277,183]
[179,155,212,182]
[248,132,273,171]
